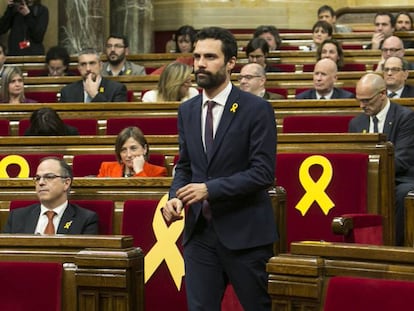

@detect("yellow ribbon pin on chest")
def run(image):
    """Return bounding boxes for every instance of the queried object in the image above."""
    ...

[230,103,238,113]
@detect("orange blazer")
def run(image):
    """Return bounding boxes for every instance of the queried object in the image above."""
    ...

[97,161,167,177]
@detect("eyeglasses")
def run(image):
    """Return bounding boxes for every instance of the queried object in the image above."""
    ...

[33,174,68,183]
[356,90,384,104]
[48,65,65,73]
[237,75,262,81]
[382,67,403,73]
[105,44,125,49]
[248,54,265,60]
[381,48,402,53]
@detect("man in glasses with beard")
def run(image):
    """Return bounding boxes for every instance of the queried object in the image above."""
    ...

[162,26,277,311]
[101,34,146,77]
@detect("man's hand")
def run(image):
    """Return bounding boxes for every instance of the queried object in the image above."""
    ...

[371,32,384,50]
[176,183,208,205]
[162,198,184,223]
[84,73,100,98]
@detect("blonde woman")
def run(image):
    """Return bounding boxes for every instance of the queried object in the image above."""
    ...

[142,62,198,102]
[1,66,36,103]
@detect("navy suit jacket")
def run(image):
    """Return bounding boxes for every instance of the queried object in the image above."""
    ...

[349,102,414,182]
[3,203,99,234]
[401,85,414,98]
[295,87,355,99]
[59,77,127,102]
[170,85,278,250]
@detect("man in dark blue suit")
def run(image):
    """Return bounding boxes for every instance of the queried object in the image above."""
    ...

[383,56,414,98]
[4,157,98,234]
[295,58,355,99]
[349,73,414,246]
[162,27,277,310]
[60,48,127,102]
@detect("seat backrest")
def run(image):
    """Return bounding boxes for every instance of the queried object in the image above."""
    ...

[122,198,187,310]
[10,199,114,234]
[276,153,368,249]
[0,153,64,177]
[24,91,58,103]
[282,115,354,133]
[106,117,178,135]
[72,153,166,177]
[323,276,414,311]
[0,119,10,136]
[267,88,288,99]
[0,261,62,310]
[18,118,97,135]
[341,63,366,71]
[272,63,296,72]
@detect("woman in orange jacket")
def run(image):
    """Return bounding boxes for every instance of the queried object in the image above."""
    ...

[97,126,167,177]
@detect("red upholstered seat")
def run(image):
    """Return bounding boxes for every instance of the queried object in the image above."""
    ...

[302,64,315,72]
[271,63,296,72]
[25,91,59,103]
[276,153,382,249]
[341,44,364,50]
[10,199,114,234]
[19,118,98,135]
[0,119,10,135]
[323,276,414,311]
[0,153,63,177]
[282,115,354,133]
[122,198,243,311]
[0,261,62,310]
[106,117,178,135]
[267,87,288,98]
[72,153,166,177]
[303,63,366,72]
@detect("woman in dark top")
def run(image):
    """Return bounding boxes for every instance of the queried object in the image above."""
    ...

[24,107,79,136]
[0,0,49,56]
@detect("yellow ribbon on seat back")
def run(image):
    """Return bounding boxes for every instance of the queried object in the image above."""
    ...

[0,155,30,178]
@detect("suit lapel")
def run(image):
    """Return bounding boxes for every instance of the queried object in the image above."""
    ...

[57,204,75,234]
[383,103,396,136]
[26,205,41,233]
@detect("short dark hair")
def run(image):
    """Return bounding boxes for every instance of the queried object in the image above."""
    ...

[383,56,409,71]
[316,39,344,69]
[195,27,238,64]
[106,34,129,48]
[317,5,335,17]
[253,25,282,49]
[396,12,414,30]
[115,127,148,162]
[312,20,333,36]
[39,156,73,182]
[175,25,197,53]
[245,37,269,57]
[374,12,396,27]
[45,46,70,68]
[25,107,68,136]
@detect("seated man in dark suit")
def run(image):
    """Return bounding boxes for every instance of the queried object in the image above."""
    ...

[383,56,414,98]
[4,157,99,234]
[60,48,128,102]
[349,73,414,246]
[295,58,354,99]
[239,63,284,99]
[375,36,414,72]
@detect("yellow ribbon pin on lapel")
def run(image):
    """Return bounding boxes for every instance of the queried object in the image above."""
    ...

[64,221,73,229]
[230,103,238,113]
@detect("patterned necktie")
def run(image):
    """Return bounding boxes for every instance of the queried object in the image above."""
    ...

[372,116,379,133]
[204,101,216,158]
[44,210,56,235]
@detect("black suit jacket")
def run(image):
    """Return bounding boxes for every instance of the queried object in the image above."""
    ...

[401,85,414,98]
[3,203,99,234]
[59,78,128,102]
[263,91,284,100]
[349,102,414,182]
[170,85,278,250]
[295,87,355,99]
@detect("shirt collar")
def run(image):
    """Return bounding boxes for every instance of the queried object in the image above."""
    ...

[374,98,391,123]
[202,82,232,107]
[40,200,68,218]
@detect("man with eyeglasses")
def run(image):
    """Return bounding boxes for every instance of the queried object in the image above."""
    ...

[349,73,414,246]
[60,48,128,102]
[382,56,414,98]
[375,36,414,72]
[239,63,284,99]
[296,58,354,99]
[101,34,146,76]
[3,157,99,234]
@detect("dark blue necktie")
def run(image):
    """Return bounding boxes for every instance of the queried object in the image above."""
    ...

[373,116,379,133]
[204,101,216,158]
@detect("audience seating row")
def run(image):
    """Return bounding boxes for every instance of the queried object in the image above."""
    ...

[267,241,414,311]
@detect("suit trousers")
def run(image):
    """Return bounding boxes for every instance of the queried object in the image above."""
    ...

[183,216,273,311]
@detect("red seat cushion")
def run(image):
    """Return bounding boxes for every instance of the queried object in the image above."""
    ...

[24,91,58,103]
[0,261,62,310]
[106,117,178,135]
[282,115,354,133]
[19,118,98,135]
[0,119,9,135]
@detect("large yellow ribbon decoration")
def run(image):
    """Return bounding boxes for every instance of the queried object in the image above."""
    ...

[0,155,30,178]
[295,155,335,216]
[144,193,185,290]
